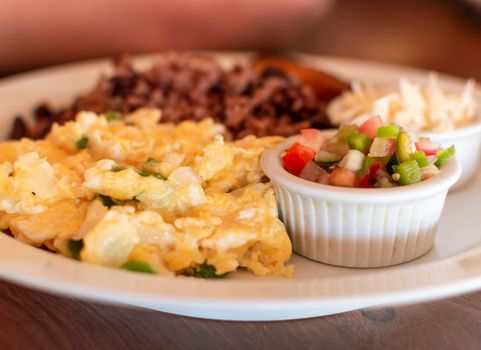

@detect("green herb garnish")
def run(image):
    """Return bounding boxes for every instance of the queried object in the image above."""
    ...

[151,172,166,180]
[105,111,122,122]
[123,261,156,274]
[75,136,89,150]
[186,264,227,279]
[111,165,126,172]
[67,239,84,260]
[137,157,166,180]
[137,169,150,177]
[97,194,118,208]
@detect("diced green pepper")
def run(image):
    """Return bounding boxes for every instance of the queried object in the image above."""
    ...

[123,261,156,274]
[395,132,412,163]
[376,125,400,138]
[412,151,429,168]
[75,136,89,150]
[434,145,455,167]
[396,160,421,185]
[105,111,122,122]
[360,156,374,175]
[315,149,342,163]
[67,239,84,260]
[347,132,372,153]
[325,140,350,156]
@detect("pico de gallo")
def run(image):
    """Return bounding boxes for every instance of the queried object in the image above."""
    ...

[281,115,456,188]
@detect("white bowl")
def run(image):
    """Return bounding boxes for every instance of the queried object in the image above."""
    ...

[421,119,481,190]
[327,95,481,192]
[261,137,462,268]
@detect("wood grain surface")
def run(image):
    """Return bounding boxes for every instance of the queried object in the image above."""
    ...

[2,278,481,350]
[1,0,481,349]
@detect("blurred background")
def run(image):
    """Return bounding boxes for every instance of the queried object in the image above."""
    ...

[299,0,481,79]
[1,0,481,79]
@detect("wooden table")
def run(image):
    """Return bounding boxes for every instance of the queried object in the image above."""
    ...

[2,0,481,349]
[2,279,481,349]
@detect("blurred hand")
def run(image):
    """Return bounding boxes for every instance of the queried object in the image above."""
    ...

[0,0,332,74]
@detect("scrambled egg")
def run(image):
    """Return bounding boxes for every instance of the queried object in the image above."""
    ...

[0,109,292,277]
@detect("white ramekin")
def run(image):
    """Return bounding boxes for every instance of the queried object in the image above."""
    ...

[261,137,462,268]
[421,118,481,190]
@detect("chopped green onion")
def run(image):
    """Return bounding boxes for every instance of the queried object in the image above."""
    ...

[75,136,89,150]
[137,169,150,177]
[395,132,412,163]
[123,261,156,274]
[412,151,429,168]
[187,264,226,279]
[137,169,166,180]
[67,239,84,260]
[152,172,166,180]
[137,158,166,180]
[111,165,125,172]
[435,145,455,167]
[376,125,400,138]
[105,111,122,122]
[397,160,421,185]
[347,132,372,153]
[97,194,117,208]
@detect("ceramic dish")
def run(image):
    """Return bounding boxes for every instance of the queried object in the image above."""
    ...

[261,135,461,268]
[0,53,481,321]
[326,82,481,191]
[422,123,481,189]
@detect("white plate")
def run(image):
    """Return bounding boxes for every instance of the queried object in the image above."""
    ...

[1,53,481,321]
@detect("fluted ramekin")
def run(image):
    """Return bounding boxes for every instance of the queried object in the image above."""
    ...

[261,137,462,268]
[421,118,481,190]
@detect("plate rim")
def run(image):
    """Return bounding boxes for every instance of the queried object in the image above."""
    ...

[1,52,481,320]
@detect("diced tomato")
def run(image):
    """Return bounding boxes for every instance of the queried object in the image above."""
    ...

[359,161,381,188]
[330,167,360,187]
[298,129,325,151]
[415,140,440,156]
[359,115,383,139]
[282,142,316,175]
